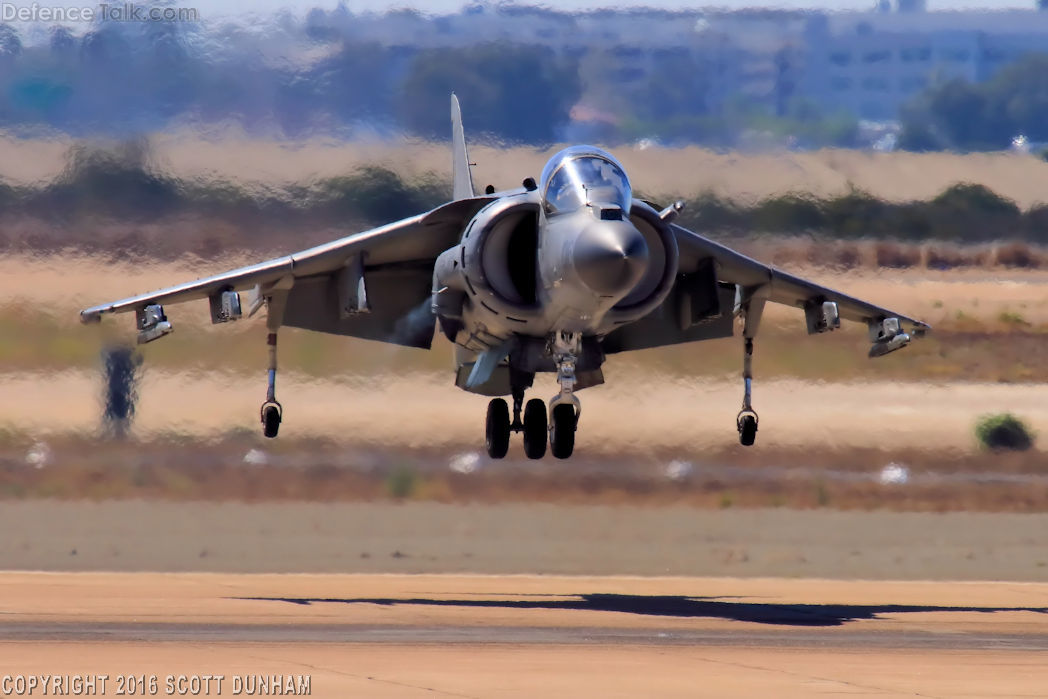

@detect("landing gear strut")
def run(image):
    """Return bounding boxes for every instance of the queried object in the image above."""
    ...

[735,289,765,447]
[549,331,581,459]
[261,331,282,439]
[736,338,758,447]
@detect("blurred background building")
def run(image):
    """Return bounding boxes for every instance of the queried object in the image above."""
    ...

[2,1,1048,149]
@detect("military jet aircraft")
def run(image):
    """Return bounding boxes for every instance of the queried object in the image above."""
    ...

[81,96,929,459]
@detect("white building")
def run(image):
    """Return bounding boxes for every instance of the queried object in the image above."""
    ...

[802,10,1048,120]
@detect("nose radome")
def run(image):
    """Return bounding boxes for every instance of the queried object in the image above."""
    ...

[573,221,649,296]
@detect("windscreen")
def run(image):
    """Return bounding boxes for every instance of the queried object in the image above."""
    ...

[540,147,632,215]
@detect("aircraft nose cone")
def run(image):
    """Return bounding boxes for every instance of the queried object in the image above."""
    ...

[573,222,649,296]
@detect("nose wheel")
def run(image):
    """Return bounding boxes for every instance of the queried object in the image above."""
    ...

[548,331,581,459]
[549,403,577,459]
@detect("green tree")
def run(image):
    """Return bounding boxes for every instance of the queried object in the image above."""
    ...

[901,53,1048,150]
[397,43,581,144]
[982,54,1048,143]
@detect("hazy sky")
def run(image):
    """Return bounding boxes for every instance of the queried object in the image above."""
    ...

[20,0,1040,18]
[209,1,1034,14]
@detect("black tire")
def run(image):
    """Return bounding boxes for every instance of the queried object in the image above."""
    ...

[739,415,757,447]
[486,398,511,459]
[549,403,576,459]
[522,399,548,459]
[262,405,281,439]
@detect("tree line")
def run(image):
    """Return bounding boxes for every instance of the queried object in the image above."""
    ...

[899,54,1048,151]
[1,143,1045,248]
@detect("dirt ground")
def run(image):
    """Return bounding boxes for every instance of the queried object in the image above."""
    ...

[8,368,1046,453]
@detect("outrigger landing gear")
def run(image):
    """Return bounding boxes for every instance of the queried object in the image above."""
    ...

[549,331,581,459]
[735,288,766,447]
[260,331,283,439]
[736,338,758,447]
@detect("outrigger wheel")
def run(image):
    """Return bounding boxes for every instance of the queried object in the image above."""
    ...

[737,410,758,447]
[522,398,548,459]
[261,401,283,439]
[486,398,511,459]
[549,403,576,459]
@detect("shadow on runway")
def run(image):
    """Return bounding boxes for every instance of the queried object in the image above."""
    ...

[235,594,1048,627]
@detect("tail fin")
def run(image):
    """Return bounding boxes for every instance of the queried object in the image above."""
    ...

[451,93,475,201]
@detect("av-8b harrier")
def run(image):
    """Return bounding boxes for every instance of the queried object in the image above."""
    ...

[81,96,929,459]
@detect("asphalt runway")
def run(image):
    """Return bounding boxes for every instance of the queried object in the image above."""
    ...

[1,572,1047,698]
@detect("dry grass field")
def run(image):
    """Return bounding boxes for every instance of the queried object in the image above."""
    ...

[3,132,1048,206]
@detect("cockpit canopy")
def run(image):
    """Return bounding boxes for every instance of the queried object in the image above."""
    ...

[539,146,632,215]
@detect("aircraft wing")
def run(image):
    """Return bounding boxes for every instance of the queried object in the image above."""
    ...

[80,197,493,348]
[673,224,928,327]
[604,223,929,355]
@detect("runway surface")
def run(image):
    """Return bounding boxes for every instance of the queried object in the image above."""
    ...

[2,572,1047,697]
[4,502,1048,580]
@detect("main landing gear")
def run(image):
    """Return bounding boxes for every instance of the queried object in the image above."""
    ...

[485,367,551,460]
[522,397,548,460]
[484,391,548,460]
[484,332,581,460]
[485,398,510,458]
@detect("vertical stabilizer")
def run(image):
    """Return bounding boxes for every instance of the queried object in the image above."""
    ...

[451,93,475,201]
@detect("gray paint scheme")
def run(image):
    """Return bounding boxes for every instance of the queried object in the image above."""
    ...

[80,98,929,409]
[451,93,475,202]
[671,223,925,326]
[283,265,436,349]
